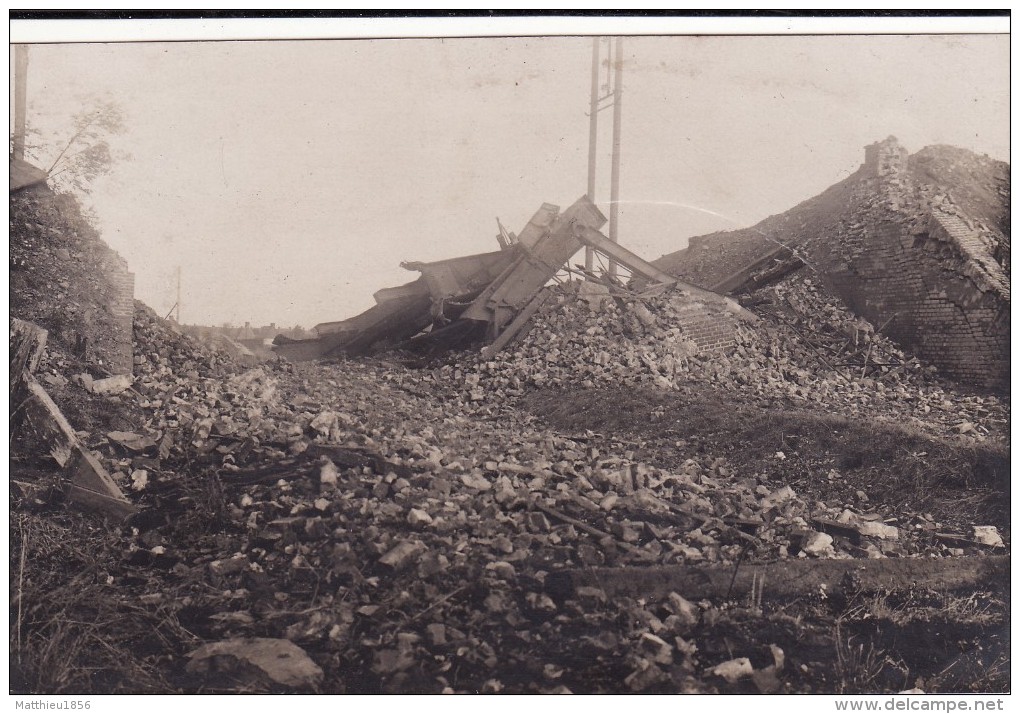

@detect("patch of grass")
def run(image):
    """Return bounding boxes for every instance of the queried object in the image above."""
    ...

[833,623,892,694]
[829,584,1009,694]
[9,511,192,693]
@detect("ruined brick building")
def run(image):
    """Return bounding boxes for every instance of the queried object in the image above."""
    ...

[819,138,1009,388]
[655,137,1010,390]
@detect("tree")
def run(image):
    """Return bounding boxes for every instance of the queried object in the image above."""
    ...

[19,98,129,196]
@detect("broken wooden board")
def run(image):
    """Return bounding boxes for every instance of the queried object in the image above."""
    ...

[10,318,47,407]
[61,445,136,520]
[18,377,78,467]
[710,244,788,294]
[66,484,138,522]
[13,370,137,520]
[10,318,47,378]
[65,443,137,520]
[66,445,128,497]
[545,555,1009,602]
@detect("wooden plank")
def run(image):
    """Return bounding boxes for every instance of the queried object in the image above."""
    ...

[710,244,788,294]
[545,555,1009,602]
[66,484,137,521]
[65,445,131,502]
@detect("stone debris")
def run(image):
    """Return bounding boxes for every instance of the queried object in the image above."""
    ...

[972,526,1004,548]
[855,521,900,541]
[712,657,754,683]
[654,138,1009,390]
[185,637,323,690]
[9,281,1009,692]
[107,431,158,453]
[441,272,1004,444]
[86,373,133,395]
[379,540,427,571]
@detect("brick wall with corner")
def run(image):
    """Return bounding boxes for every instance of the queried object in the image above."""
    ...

[93,246,136,377]
[103,251,136,376]
[809,139,1010,390]
[863,136,909,178]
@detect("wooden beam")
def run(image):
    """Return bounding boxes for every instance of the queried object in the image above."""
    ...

[576,226,677,286]
[66,484,138,522]
[546,555,1009,602]
[480,290,551,357]
[11,369,137,520]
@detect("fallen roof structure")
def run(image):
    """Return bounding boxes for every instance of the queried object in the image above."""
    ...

[274,196,745,362]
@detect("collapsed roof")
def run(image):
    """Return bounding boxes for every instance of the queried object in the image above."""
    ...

[274,196,746,362]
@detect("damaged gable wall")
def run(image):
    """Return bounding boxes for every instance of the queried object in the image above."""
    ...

[655,138,1009,390]
[814,138,1010,389]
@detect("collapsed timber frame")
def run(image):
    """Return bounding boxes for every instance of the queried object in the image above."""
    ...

[274,196,743,361]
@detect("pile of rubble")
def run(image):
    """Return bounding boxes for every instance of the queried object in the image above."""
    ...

[440,272,1005,442]
[654,139,1010,390]
[11,286,1008,692]
[87,353,1003,692]
[132,302,245,381]
[23,287,998,573]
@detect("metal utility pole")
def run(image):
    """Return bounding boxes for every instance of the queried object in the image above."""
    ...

[175,266,182,324]
[585,38,601,271]
[584,37,624,276]
[608,36,623,277]
[13,45,28,161]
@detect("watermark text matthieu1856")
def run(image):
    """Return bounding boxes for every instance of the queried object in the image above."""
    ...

[15,702,91,710]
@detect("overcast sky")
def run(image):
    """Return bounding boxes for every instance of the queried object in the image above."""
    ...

[13,33,1009,328]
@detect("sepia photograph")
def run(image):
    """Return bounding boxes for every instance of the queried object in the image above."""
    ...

[8,12,1010,701]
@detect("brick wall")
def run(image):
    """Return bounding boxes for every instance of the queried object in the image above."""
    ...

[810,142,1009,389]
[864,136,909,178]
[96,249,135,376]
[668,294,738,354]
